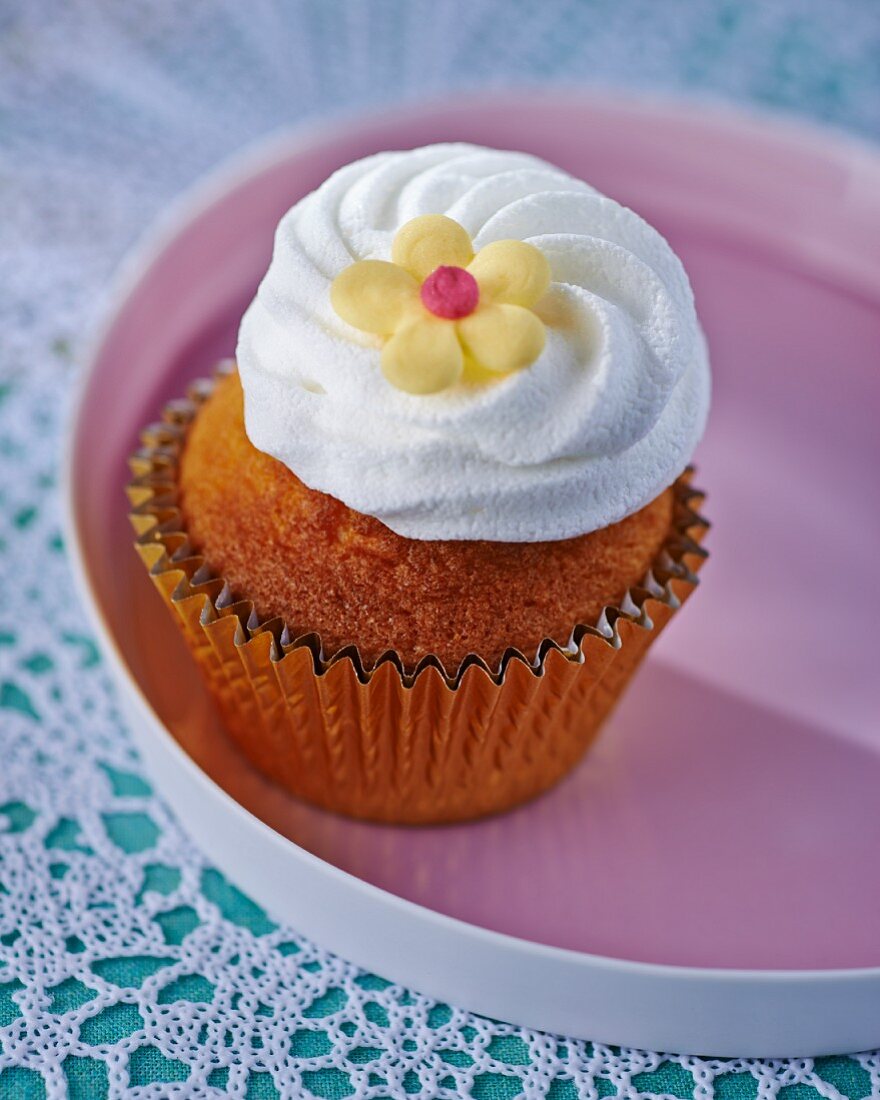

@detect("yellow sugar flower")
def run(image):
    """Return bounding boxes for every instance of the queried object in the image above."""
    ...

[330,214,551,395]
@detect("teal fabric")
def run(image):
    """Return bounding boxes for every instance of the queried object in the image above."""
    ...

[1,1,879,1096]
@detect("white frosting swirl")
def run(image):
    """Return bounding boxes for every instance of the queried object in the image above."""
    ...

[237,143,710,541]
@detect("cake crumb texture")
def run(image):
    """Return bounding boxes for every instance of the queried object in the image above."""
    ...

[179,371,674,670]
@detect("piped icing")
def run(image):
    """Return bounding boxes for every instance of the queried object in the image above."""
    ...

[236,143,710,542]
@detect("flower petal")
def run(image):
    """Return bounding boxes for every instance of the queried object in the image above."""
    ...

[461,352,504,387]
[457,303,545,374]
[468,240,551,307]
[392,215,474,279]
[381,315,464,394]
[330,260,419,334]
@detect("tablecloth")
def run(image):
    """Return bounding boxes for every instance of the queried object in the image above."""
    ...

[2,2,879,1097]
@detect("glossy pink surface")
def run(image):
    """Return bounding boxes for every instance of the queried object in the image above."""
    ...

[420,265,480,319]
[73,97,880,970]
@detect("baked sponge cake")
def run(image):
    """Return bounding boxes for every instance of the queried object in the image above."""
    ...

[180,369,675,671]
[130,143,710,823]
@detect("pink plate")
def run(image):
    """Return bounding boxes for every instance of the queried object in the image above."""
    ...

[66,95,880,1056]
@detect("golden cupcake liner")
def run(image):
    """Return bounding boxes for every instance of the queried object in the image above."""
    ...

[128,367,709,824]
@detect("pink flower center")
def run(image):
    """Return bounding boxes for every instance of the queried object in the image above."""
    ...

[420,265,480,319]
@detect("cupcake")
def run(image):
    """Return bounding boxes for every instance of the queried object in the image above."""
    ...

[130,143,710,824]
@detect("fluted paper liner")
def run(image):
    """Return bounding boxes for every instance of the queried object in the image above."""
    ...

[128,368,709,824]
